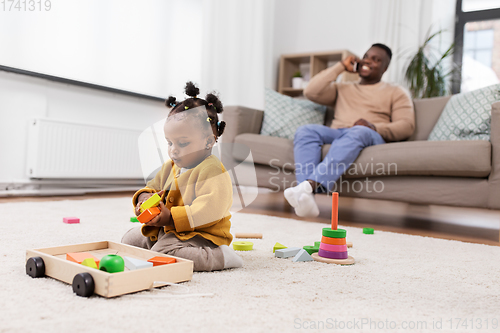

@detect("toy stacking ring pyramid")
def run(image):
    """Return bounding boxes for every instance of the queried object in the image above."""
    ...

[311,192,355,265]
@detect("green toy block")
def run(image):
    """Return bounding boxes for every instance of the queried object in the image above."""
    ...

[303,241,321,255]
[273,242,287,253]
[363,227,374,234]
[81,258,98,269]
[130,216,139,222]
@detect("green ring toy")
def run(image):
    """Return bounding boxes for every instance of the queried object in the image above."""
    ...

[232,241,253,251]
[322,228,347,238]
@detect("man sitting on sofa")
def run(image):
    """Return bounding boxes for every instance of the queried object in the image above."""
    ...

[284,43,415,217]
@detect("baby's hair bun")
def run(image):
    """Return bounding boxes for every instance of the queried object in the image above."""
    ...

[205,93,223,114]
[166,96,177,108]
[217,120,226,137]
[185,81,200,98]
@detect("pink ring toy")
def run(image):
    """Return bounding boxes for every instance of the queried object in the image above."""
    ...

[319,243,348,252]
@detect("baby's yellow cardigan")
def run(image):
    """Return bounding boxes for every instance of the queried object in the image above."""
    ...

[132,155,233,246]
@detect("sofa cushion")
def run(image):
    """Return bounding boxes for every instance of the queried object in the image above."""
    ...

[260,88,327,140]
[428,84,500,141]
[335,140,492,178]
[233,133,295,171]
[233,133,491,178]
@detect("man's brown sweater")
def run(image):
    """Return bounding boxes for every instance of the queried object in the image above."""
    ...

[304,62,415,142]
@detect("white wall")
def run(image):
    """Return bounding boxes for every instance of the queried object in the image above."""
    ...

[0,71,167,187]
[0,0,202,98]
[270,0,374,89]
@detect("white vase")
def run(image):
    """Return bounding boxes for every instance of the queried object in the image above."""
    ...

[292,77,303,89]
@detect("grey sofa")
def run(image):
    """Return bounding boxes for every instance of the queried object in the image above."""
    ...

[221,96,500,209]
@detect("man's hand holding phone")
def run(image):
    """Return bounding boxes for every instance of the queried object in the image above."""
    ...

[342,55,361,73]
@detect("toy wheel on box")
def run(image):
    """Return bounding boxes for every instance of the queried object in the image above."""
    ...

[72,273,95,297]
[26,257,45,278]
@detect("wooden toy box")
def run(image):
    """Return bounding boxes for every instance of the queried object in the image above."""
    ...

[25,241,194,298]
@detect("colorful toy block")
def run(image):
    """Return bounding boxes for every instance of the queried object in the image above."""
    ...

[130,216,139,222]
[235,232,263,239]
[363,228,374,234]
[66,252,100,267]
[302,246,318,255]
[140,193,162,213]
[99,254,125,273]
[232,241,253,251]
[292,249,313,262]
[275,247,301,258]
[147,256,176,266]
[63,217,80,224]
[273,242,287,253]
[124,256,153,270]
[137,206,161,223]
[81,258,98,269]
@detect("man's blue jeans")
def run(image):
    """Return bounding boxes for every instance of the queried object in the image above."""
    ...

[293,125,385,192]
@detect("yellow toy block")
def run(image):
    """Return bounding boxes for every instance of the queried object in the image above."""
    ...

[140,193,161,213]
[81,258,98,269]
[273,242,287,253]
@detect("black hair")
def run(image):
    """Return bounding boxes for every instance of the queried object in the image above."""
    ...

[165,81,225,140]
[371,43,392,61]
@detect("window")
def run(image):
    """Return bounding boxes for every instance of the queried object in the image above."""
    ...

[453,0,500,92]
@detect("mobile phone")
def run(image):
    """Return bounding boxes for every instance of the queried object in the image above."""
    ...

[353,62,359,73]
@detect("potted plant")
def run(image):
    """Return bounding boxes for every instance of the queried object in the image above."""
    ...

[292,71,303,89]
[404,29,457,99]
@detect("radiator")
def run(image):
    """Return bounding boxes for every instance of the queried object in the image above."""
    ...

[27,118,143,179]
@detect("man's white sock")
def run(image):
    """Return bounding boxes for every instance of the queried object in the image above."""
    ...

[220,245,243,269]
[294,192,320,217]
[284,181,313,208]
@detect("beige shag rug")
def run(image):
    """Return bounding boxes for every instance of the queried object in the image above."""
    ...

[1,197,500,333]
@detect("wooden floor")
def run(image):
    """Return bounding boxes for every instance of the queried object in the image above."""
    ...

[2,190,499,246]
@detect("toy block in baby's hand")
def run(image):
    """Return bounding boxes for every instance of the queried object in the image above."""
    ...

[67,252,100,267]
[140,193,162,213]
[147,256,176,266]
[137,207,161,223]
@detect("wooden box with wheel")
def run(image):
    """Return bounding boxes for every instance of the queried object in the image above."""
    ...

[26,241,194,298]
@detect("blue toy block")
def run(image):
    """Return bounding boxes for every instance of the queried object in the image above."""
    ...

[292,249,313,262]
[275,247,301,258]
[123,256,153,270]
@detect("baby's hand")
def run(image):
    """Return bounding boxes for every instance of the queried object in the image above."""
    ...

[145,201,173,228]
[135,190,164,216]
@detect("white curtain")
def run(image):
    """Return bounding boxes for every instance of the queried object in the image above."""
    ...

[201,0,274,110]
[369,0,435,85]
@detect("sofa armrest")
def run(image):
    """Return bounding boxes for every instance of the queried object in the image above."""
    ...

[488,101,500,208]
[221,105,264,144]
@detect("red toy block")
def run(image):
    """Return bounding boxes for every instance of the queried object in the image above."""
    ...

[66,252,100,267]
[147,256,176,266]
[137,207,161,223]
[63,217,80,224]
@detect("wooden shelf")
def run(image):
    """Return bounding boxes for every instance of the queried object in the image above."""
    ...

[278,49,359,97]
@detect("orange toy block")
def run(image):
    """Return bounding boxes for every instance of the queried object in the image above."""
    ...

[137,207,161,223]
[66,252,100,267]
[147,256,176,266]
